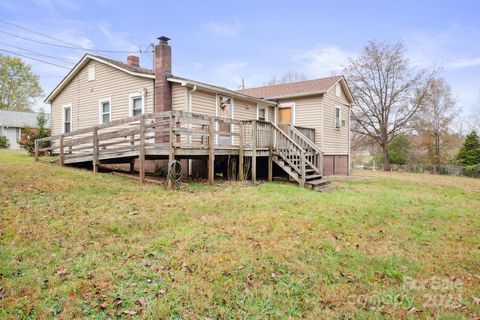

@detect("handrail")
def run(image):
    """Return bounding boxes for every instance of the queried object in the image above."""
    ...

[37,111,173,142]
[289,124,323,176]
[289,125,322,155]
[271,123,306,153]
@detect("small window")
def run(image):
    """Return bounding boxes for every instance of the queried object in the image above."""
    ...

[258,107,266,121]
[16,128,21,141]
[335,83,341,97]
[335,106,341,129]
[88,66,95,81]
[63,106,72,133]
[131,97,143,116]
[99,99,111,124]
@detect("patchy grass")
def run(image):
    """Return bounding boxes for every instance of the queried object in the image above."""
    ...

[0,150,479,319]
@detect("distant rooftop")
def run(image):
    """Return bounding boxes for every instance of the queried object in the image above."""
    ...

[0,110,50,128]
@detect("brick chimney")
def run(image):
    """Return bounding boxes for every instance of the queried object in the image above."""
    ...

[127,55,140,67]
[154,36,172,112]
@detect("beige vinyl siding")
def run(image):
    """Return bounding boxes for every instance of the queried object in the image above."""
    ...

[268,106,275,123]
[278,96,323,145]
[190,89,216,116]
[233,98,256,120]
[279,89,350,155]
[322,86,350,155]
[50,60,154,136]
[172,83,187,111]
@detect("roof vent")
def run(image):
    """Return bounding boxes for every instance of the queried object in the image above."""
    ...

[158,36,170,45]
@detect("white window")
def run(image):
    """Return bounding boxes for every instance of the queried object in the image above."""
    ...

[88,66,95,81]
[335,106,341,129]
[99,98,111,124]
[257,106,268,121]
[335,83,341,97]
[62,105,72,133]
[129,93,144,116]
[16,128,21,141]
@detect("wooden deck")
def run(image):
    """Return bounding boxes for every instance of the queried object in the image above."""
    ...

[35,111,327,189]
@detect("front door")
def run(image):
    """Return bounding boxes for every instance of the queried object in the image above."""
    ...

[278,107,292,135]
[278,107,292,125]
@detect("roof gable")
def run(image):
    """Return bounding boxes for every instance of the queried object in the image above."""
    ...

[45,54,154,103]
[237,76,353,103]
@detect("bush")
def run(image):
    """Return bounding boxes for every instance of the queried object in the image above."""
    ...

[18,111,51,156]
[463,164,480,178]
[0,136,9,149]
[18,126,51,155]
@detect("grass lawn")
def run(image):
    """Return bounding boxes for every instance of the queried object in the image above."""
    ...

[1,150,479,319]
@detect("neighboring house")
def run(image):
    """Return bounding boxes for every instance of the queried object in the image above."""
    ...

[44,36,354,184]
[0,110,50,149]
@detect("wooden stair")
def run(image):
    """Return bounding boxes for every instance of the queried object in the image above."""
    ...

[272,154,332,192]
[271,124,333,192]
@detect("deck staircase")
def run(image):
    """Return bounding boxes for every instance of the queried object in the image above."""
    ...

[271,124,333,192]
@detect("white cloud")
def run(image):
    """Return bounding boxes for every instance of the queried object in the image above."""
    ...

[98,22,139,52]
[202,19,241,36]
[291,45,354,77]
[446,57,480,69]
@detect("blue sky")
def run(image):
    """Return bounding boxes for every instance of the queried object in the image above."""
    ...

[1,0,479,118]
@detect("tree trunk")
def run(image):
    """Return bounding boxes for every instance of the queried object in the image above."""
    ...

[382,144,391,171]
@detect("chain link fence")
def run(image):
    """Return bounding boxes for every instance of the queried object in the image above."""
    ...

[353,162,480,178]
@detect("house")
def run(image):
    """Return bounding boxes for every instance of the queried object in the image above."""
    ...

[41,36,353,188]
[0,110,50,149]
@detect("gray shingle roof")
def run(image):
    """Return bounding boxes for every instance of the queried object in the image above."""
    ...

[0,110,50,128]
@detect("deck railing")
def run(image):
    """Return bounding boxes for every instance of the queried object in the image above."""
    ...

[35,110,323,184]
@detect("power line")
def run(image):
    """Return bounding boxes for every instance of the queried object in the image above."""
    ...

[0,30,81,49]
[0,19,142,54]
[0,48,71,69]
[0,41,76,65]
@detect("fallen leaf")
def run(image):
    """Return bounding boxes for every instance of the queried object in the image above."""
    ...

[123,310,137,316]
[135,297,147,308]
[473,296,480,305]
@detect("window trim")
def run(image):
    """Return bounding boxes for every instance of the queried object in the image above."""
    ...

[98,97,112,124]
[129,92,145,117]
[88,65,95,81]
[277,102,296,125]
[335,105,342,129]
[61,104,72,134]
[256,105,268,121]
[335,82,341,97]
[16,127,21,141]
[215,94,234,145]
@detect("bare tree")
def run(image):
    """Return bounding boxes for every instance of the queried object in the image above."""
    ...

[265,71,308,86]
[344,41,432,171]
[414,77,457,165]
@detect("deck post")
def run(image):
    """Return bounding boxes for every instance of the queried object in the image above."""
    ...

[59,134,65,166]
[238,122,244,181]
[208,119,215,185]
[167,114,176,188]
[130,160,135,174]
[268,124,273,182]
[139,115,146,184]
[300,153,306,188]
[251,120,257,183]
[34,139,39,161]
[92,127,99,173]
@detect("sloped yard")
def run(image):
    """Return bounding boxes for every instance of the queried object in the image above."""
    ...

[0,150,479,319]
